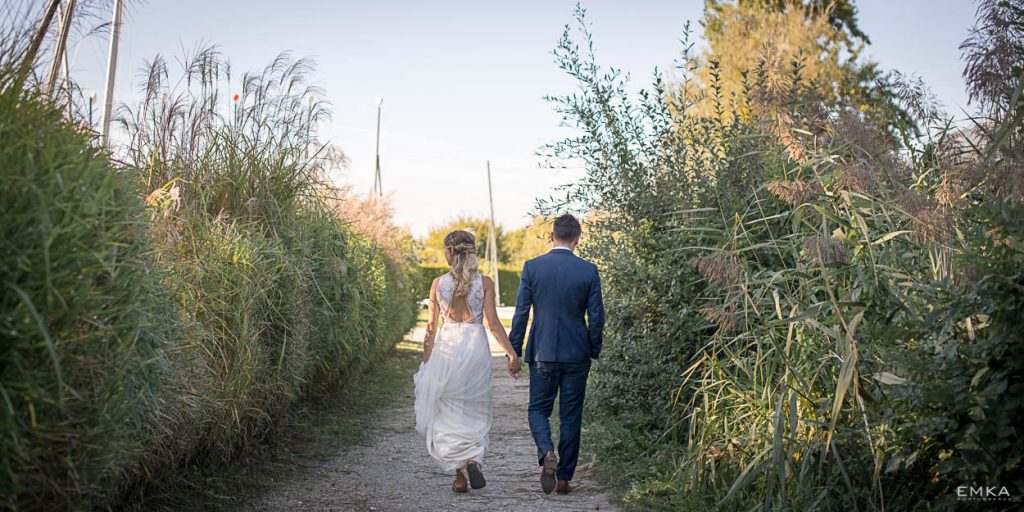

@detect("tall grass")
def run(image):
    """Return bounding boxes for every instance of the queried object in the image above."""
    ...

[1,29,417,511]
[119,45,418,487]
[0,65,170,509]
[545,7,1023,510]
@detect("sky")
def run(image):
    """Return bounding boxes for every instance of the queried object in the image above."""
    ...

[64,0,980,237]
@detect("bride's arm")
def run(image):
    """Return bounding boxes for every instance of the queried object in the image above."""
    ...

[482,276,521,376]
[422,277,441,363]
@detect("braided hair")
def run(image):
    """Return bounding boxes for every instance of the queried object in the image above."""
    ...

[443,230,479,296]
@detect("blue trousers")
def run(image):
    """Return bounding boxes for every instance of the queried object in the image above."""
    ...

[527,361,591,481]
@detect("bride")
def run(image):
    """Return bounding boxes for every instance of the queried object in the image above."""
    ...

[414,229,522,493]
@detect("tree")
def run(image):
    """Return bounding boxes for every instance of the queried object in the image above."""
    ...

[503,216,555,268]
[734,0,870,43]
[418,216,508,266]
[699,0,895,126]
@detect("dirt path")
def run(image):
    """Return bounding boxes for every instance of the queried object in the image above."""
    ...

[235,334,616,511]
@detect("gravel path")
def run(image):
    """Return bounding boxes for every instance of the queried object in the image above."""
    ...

[235,333,616,511]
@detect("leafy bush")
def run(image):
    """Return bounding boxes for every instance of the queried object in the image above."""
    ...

[545,6,1023,510]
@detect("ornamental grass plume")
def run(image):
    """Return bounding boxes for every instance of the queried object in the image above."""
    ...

[960,0,1024,113]
[697,305,740,334]
[934,174,965,208]
[837,161,877,194]
[689,253,742,287]
[831,109,891,158]
[766,178,817,206]
[327,189,415,272]
[802,234,850,265]
[988,158,1024,203]
[746,50,813,163]
[899,190,955,244]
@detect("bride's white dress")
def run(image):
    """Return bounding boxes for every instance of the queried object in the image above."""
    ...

[414,274,493,471]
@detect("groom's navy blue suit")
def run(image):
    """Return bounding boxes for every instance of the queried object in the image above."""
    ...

[509,247,604,482]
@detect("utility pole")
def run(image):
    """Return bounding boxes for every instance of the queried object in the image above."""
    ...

[24,0,61,77]
[486,161,500,304]
[88,91,95,129]
[47,0,76,99]
[373,97,383,197]
[99,0,123,146]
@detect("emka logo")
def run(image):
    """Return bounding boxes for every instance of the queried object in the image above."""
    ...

[956,485,1012,502]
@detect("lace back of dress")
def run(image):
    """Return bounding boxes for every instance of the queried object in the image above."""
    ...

[438,273,484,324]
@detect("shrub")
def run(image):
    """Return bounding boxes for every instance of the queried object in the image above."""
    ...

[0,46,417,509]
[122,48,418,483]
[0,83,171,508]
[545,7,1023,510]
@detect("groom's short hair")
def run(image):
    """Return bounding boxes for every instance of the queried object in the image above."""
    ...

[553,214,582,242]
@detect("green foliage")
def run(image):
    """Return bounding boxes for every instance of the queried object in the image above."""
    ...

[131,346,423,510]
[879,199,1024,490]
[0,49,417,509]
[546,6,1024,510]
[418,216,508,266]
[0,84,170,507]
[419,216,557,272]
[701,0,907,133]
[504,216,555,268]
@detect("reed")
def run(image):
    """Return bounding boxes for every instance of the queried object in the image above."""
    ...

[118,45,418,495]
[0,70,172,509]
[546,6,1024,510]
[1,31,417,510]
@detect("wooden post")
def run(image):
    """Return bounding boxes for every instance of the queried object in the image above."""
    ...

[373,97,383,196]
[23,0,61,77]
[47,0,76,98]
[99,0,123,146]
[486,161,500,303]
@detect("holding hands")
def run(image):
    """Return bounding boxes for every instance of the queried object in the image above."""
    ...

[506,353,522,379]
[479,274,521,380]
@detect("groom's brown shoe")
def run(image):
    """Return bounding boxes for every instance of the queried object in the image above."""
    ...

[466,460,486,489]
[540,452,558,494]
[556,480,570,494]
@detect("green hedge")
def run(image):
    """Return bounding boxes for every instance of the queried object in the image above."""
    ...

[1,86,168,510]
[0,64,417,509]
[416,265,521,306]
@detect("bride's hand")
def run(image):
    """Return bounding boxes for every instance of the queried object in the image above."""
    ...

[506,354,521,379]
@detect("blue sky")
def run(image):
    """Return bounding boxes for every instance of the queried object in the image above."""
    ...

[66,0,979,236]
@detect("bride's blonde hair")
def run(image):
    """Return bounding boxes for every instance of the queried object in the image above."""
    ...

[443,230,479,297]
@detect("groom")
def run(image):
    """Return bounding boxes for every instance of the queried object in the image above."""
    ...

[509,214,604,495]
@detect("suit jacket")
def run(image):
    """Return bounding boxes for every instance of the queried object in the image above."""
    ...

[509,248,604,364]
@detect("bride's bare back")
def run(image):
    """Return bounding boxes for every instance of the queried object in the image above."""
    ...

[445,293,474,323]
